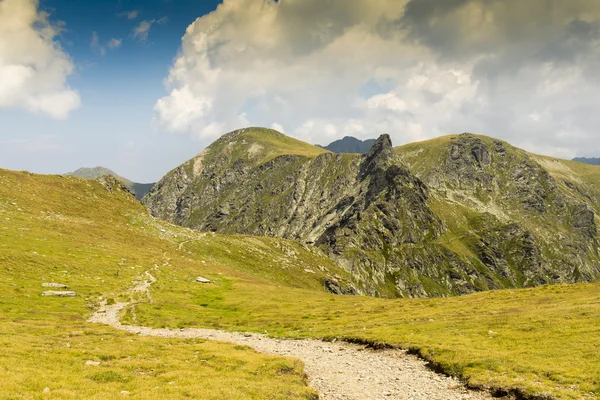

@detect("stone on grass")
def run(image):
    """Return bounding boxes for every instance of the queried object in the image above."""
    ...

[42,283,68,289]
[85,360,100,366]
[195,276,211,283]
[42,291,76,297]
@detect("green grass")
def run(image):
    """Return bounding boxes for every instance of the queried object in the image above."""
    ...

[0,170,318,399]
[203,127,328,169]
[1,168,599,399]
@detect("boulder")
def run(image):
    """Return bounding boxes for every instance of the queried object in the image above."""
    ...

[42,283,68,289]
[195,276,211,283]
[42,291,76,297]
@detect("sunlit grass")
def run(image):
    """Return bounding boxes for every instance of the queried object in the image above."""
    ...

[1,168,599,399]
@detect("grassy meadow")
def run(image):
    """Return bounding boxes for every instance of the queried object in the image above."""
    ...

[1,168,599,399]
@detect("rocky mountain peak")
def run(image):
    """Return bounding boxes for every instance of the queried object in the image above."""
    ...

[360,134,395,178]
[145,129,600,298]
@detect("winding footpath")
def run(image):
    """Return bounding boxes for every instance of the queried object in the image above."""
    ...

[88,271,493,400]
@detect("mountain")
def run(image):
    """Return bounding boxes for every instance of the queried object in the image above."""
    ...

[573,157,600,166]
[144,128,600,298]
[66,166,154,200]
[3,167,600,399]
[319,136,376,154]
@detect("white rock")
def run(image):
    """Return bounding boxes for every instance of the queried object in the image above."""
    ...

[85,360,100,366]
[195,277,211,283]
[42,291,76,297]
[42,283,68,289]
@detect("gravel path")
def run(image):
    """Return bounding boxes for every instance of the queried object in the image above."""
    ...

[88,272,493,400]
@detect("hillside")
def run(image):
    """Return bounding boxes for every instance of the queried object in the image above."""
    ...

[1,168,598,399]
[318,136,376,154]
[145,129,600,298]
[66,167,155,200]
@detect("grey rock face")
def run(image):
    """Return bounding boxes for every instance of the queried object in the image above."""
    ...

[145,129,600,297]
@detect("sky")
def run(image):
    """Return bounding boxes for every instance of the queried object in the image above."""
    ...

[2,0,600,183]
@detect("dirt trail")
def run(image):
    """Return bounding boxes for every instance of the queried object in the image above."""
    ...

[89,272,493,400]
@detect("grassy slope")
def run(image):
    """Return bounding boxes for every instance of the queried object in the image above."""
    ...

[0,169,332,399]
[197,127,329,172]
[2,168,600,399]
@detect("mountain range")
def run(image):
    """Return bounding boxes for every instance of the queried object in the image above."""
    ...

[573,157,600,166]
[143,127,600,298]
[66,166,154,200]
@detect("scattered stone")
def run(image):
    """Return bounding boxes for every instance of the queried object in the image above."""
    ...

[42,291,76,297]
[304,268,315,274]
[120,390,131,396]
[43,387,50,393]
[85,360,100,366]
[42,283,68,289]
[195,276,211,283]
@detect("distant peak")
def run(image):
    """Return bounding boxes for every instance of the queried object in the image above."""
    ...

[321,135,377,154]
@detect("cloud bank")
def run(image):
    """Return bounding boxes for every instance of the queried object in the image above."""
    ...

[154,0,600,157]
[0,0,80,119]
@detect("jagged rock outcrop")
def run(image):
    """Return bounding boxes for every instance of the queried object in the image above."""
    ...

[398,133,600,288]
[145,128,600,297]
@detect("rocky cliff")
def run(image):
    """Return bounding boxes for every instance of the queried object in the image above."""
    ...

[144,128,600,297]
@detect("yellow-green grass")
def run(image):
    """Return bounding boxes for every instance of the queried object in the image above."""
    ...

[0,169,325,399]
[2,168,600,399]
[209,127,329,167]
[134,265,600,400]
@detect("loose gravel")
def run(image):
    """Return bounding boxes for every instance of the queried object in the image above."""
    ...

[89,272,493,400]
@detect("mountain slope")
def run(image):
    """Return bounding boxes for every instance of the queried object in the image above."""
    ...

[396,134,600,285]
[145,129,600,298]
[66,166,155,200]
[318,136,376,154]
[1,167,599,399]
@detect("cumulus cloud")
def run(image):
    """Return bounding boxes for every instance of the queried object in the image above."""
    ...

[154,0,600,157]
[133,17,167,41]
[0,0,80,119]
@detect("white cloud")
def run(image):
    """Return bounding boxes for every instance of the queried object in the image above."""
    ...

[154,0,600,157]
[133,17,167,41]
[0,0,80,119]
[90,31,122,55]
[107,38,122,49]
[117,10,139,20]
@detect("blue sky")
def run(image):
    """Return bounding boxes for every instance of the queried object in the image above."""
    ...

[2,0,600,183]
[1,0,221,183]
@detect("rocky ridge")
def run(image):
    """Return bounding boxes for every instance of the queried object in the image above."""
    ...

[144,128,600,297]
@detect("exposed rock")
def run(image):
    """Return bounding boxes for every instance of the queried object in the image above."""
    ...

[195,277,211,283]
[42,283,68,289]
[145,128,600,297]
[42,291,76,297]
[85,360,100,366]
